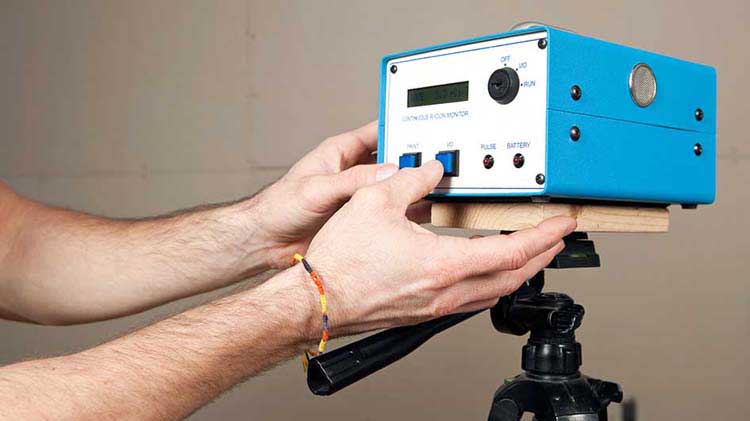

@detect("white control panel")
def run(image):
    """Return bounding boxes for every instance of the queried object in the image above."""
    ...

[383,31,548,195]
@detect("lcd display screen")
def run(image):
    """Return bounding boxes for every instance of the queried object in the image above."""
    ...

[407,81,469,107]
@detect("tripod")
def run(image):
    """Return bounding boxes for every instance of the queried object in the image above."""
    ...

[487,271,622,420]
[306,233,624,420]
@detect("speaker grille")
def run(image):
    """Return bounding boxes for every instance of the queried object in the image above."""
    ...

[629,63,657,107]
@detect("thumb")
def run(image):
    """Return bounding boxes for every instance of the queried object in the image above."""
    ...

[316,163,398,206]
[378,160,444,208]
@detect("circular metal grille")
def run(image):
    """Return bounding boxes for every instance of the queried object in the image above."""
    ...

[629,63,657,107]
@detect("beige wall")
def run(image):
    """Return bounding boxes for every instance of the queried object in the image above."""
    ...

[1,0,748,419]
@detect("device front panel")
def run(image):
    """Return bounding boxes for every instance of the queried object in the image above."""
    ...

[383,31,548,195]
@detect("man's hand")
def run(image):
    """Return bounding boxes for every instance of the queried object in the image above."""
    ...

[252,121,409,268]
[302,160,576,336]
[0,158,575,420]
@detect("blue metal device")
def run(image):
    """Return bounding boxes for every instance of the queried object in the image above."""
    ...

[377,26,716,206]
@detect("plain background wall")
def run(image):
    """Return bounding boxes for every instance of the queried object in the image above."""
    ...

[1,1,747,419]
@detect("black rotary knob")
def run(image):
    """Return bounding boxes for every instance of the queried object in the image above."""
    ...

[487,67,520,104]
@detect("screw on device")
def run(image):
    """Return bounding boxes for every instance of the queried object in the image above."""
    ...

[570,85,582,101]
[570,126,581,141]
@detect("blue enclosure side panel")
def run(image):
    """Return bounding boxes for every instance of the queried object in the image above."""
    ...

[545,110,716,204]
[546,28,716,134]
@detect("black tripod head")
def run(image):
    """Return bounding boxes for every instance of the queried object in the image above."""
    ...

[306,233,623,420]
[487,270,622,420]
[491,272,585,377]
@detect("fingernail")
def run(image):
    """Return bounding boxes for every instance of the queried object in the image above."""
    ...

[375,164,398,181]
[426,159,443,169]
[420,159,444,175]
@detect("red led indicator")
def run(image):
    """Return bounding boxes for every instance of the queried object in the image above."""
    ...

[483,155,494,169]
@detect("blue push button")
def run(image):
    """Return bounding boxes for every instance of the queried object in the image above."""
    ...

[399,152,422,169]
[435,150,459,176]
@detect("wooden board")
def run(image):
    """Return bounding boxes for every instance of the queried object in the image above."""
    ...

[431,202,669,233]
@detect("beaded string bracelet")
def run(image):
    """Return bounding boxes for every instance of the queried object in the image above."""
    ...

[290,253,329,371]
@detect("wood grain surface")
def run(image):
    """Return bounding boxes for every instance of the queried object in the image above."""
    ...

[431,202,669,232]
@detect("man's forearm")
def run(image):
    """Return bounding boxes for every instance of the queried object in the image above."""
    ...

[0,189,274,324]
[0,266,315,420]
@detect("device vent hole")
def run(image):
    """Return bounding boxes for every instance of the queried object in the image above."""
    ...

[629,63,656,107]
